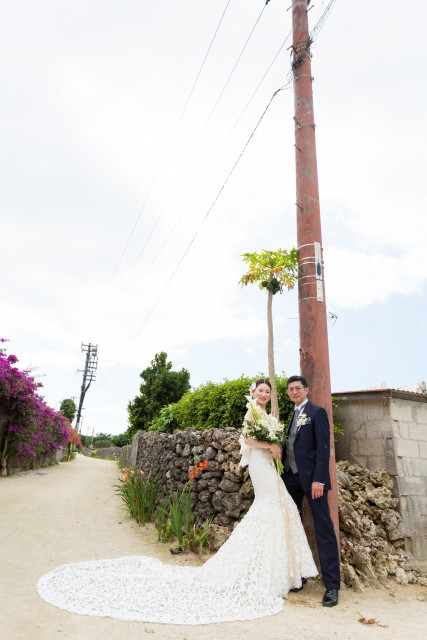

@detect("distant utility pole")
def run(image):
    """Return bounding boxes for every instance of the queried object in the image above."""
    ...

[291,0,339,535]
[74,343,98,435]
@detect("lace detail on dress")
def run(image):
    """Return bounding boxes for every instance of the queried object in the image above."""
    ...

[37,448,317,625]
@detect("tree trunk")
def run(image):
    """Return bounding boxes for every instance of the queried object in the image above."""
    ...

[267,290,279,416]
[0,431,9,477]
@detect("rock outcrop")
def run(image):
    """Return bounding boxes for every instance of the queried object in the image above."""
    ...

[337,461,423,589]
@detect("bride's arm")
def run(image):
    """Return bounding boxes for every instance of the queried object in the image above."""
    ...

[244,437,282,459]
[243,436,272,449]
[243,410,282,458]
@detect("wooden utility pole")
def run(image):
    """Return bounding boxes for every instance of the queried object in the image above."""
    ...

[75,343,98,435]
[291,0,339,536]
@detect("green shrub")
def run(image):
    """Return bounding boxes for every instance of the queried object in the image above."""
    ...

[148,404,178,433]
[149,374,294,432]
[111,433,131,447]
[92,439,111,449]
[332,396,345,438]
[148,374,344,438]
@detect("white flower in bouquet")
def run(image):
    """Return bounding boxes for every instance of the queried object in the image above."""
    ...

[242,396,286,473]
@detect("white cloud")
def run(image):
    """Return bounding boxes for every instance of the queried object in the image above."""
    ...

[325,246,425,309]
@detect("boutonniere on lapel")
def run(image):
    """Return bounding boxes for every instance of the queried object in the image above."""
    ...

[296,414,311,431]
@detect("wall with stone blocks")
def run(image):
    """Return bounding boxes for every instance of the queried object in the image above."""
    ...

[334,390,427,568]
[84,446,132,465]
[129,427,253,526]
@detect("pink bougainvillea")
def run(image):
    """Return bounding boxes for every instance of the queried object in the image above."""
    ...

[0,340,71,471]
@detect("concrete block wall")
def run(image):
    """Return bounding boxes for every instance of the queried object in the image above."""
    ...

[333,394,394,472]
[391,397,427,564]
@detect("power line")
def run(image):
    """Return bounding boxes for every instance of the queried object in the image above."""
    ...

[112,29,293,317]
[174,0,233,134]
[115,1,275,295]
[94,84,286,390]
[96,2,339,386]
[106,0,233,288]
[309,0,337,44]
[200,0,270,136]
[108,0,269,296]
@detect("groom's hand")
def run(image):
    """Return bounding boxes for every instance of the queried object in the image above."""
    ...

[311,481,324,500]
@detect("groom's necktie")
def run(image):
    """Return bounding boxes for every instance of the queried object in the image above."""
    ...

[284,408,299,473]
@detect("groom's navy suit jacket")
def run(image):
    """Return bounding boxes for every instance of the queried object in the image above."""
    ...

[282,400,331,493]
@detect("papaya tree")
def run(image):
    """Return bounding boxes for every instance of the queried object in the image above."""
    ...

[239,248,298,416]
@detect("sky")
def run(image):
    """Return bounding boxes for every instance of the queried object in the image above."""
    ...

[2,0,426,437]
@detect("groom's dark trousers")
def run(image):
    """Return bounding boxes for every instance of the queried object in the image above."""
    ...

[283,471,340,590]
[282,401,340,591]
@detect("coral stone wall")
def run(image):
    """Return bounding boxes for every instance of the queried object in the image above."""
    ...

[85,446,132,464]
[130,427,253,526]
[334,390,427,569]
[125,427,426,588]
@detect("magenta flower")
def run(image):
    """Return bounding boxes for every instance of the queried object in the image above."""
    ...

[0,340,71,463]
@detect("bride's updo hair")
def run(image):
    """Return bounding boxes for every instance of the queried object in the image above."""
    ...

[254,378,271,390]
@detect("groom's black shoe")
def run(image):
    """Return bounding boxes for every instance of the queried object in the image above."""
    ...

[322,589,338,607]
[290,577,307,593]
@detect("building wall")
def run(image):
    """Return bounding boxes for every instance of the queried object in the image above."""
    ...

[334,395,394,472]
[334,392,427,569]
[391,397,427,565]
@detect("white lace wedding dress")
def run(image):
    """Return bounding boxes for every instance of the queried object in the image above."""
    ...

[37,443,317,625]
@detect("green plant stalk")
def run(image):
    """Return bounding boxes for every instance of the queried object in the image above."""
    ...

[168,491,185,545]
[115,467,159,525]
[180,487,194,537]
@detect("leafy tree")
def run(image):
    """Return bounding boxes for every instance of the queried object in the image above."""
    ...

[127,352,190,437]
[111,432,131,447]
[92,438,112,448]
[239,248,298,416]
[92,432,112,442]
[79,434,90,446]
[60,398,77,422]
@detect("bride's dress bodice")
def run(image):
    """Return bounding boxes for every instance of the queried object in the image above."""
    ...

[37,437,317,625]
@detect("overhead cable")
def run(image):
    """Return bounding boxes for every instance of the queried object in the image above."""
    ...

[115,0,272,291]
[94,83,286,389]
[112,28,293,314]
[106,0,233,288]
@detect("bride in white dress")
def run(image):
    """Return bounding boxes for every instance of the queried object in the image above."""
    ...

[37,379,317,625]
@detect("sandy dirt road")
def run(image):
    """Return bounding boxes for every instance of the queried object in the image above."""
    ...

[0,454,426,640]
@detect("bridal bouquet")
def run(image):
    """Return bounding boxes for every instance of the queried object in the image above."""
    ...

[241,395,286,474]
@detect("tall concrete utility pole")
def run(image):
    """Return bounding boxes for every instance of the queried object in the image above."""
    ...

[75,343,98,435]
[291,0,339,534]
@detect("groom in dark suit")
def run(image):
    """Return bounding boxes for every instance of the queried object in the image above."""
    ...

[281,375,340,607]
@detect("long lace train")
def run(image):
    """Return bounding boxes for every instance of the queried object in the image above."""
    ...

[37,448,317,624]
